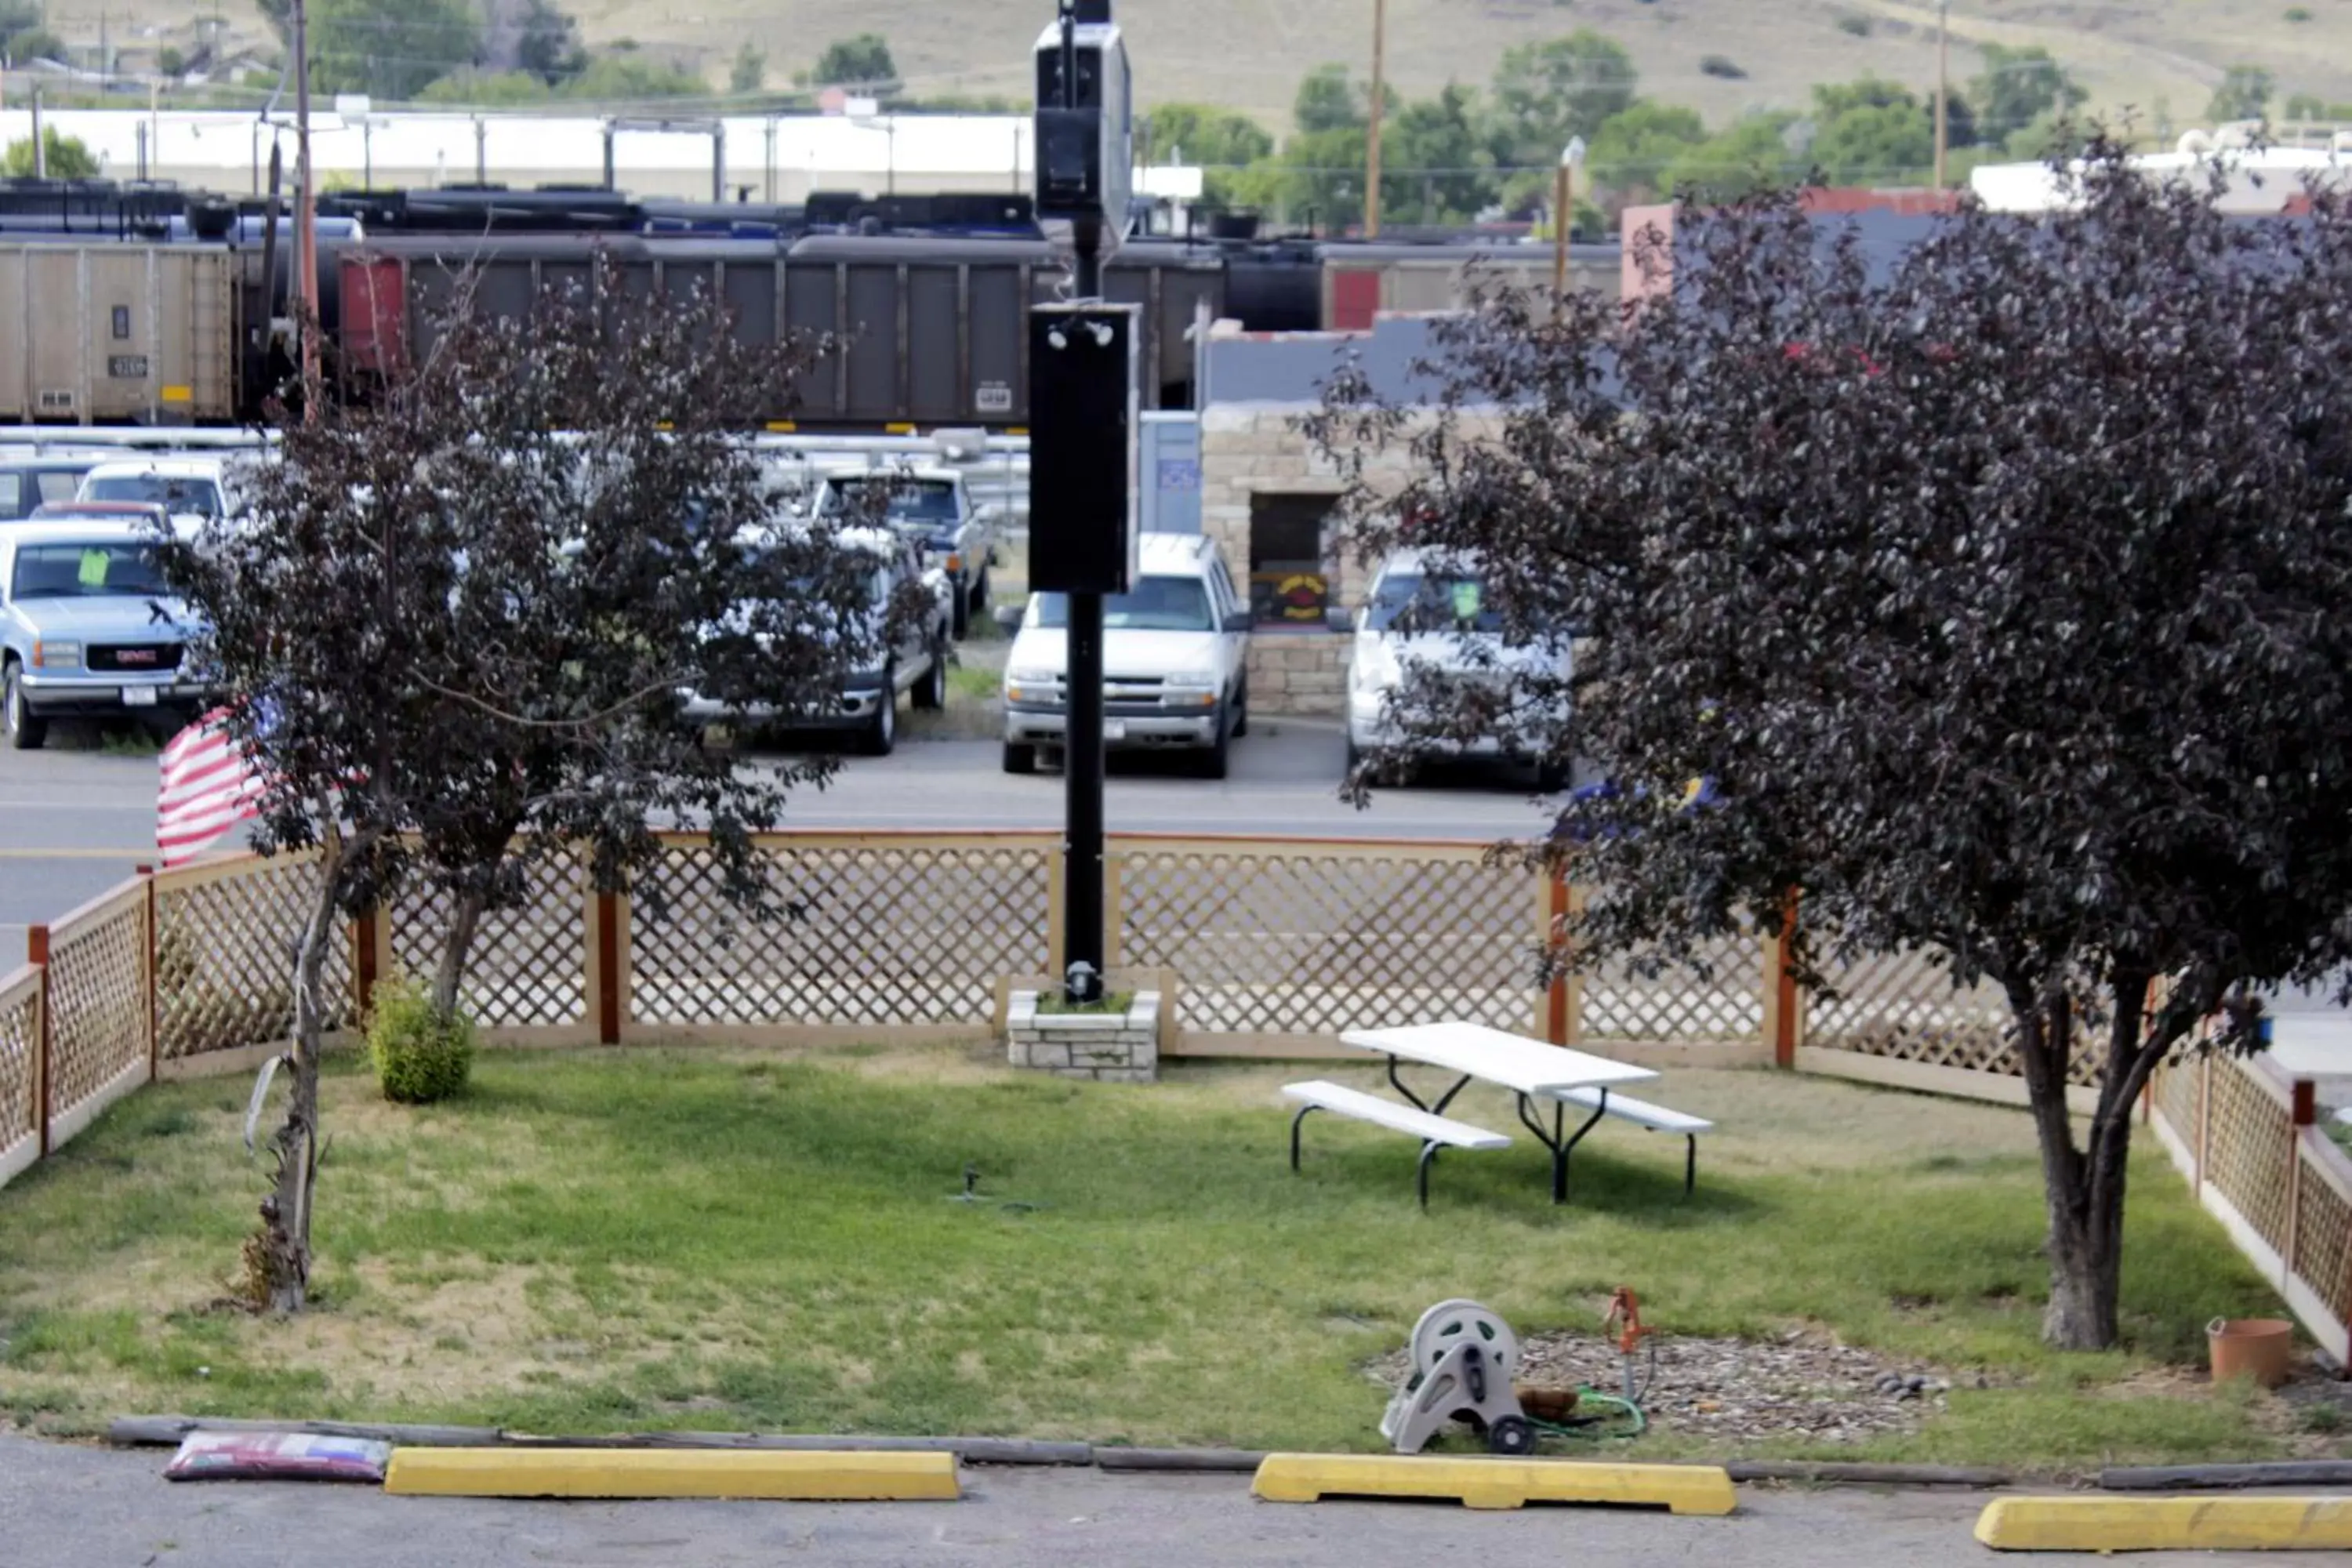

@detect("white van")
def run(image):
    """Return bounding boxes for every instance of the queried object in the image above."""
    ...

[998,532,1253,778]
[1345,549,1572,786]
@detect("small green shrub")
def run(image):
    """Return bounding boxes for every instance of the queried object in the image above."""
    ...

[366,977,475,1105]
[1836,13,1872,36]
[1700,54,1748,80]
[2286,6,2314,21]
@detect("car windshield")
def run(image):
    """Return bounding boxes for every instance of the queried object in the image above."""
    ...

[1033,577,1214,633]
[10,541,169,599]
[1366,572,1507,634]
[820,478,959,526]
[83,474,221,517]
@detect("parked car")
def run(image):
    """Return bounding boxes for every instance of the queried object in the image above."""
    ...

[1344,548,1572,788]
[678,524,951,757]
[1,516,210,749]
[76,455,236,521]
[997,532,1252,779]
[0,452,111,523]
[814,465,998,640]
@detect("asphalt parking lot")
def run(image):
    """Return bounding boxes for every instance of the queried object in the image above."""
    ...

[0,715,1562,969]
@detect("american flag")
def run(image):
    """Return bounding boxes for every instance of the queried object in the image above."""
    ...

[156,706,270,866]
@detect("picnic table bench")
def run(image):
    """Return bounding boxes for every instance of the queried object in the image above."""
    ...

[1280,1022,1714,1206]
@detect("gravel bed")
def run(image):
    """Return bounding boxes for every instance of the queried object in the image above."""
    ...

[1368,1325,1984,1448]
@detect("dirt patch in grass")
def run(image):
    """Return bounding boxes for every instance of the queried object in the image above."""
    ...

[1366,1321,1994,1450]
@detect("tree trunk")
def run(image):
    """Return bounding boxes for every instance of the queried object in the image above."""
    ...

[250,830,347,1314]
[2012,975,2150,1352]
[430,887,486,1022]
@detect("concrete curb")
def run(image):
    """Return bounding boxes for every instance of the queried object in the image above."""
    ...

[2100,1461,2352,1492]
[383,1446,960,1501]
[1252,1454,1739,1514]
[1976,1495,2352,1552]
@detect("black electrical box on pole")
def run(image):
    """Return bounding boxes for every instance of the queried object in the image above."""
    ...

[1030,0,1135,1005]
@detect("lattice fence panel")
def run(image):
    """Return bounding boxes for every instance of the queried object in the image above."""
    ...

[45,895,146,1117]
[629,841,1053,1026]
[158,858,348,1060]
[1577,931,1762,1043]
[1806,951,2103,1087]
[390,860,586,1029]
[2296,1151,2352,1326]
[0,971,36,1149]
[2205,1058,2293,1254]
[2154,1056,2198,1148]
[1116,849,1534,1036]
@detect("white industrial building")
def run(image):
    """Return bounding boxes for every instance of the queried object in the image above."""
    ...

[1971,123,2352,214]
[0,105,1204,206]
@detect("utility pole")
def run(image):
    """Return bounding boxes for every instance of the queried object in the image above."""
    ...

[1364,0,1385,237]
[291,0,318,404]
[1933,0,1951,190]
[1552,136,1583,315]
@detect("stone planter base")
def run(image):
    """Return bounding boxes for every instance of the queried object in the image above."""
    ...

[1007,989,1161,1083]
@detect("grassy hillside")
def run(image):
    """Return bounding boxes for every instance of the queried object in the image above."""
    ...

[53,1,2352,139]
[561,0,2352,135]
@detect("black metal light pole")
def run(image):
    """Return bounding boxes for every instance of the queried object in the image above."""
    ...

[1030,0,1133,1004]
[1063,216,1106,997]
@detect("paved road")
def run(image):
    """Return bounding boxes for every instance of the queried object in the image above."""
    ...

[0,719,1559,970]
[4,1436,2313,1568]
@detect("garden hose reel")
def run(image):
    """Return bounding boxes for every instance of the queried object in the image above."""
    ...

[1380,1298,1537,1457]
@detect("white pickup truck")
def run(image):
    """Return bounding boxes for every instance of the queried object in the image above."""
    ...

[814,465,999,640]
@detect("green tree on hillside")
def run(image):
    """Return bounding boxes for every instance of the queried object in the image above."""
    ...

[2209,64,2275,122]
[2,128,96,178]
[1381,82,1496,223]
[1294,62,1374,133]
[1585,101,1706,205]
[309,0,481,100]
[1142,103,1274,209]
[730,42,766,95]
[515,0,587,85]
[1485,30,1638,169]
[1657,112,1802,199]
[811,33,896,88]
[562,53,706,100]
[1971,44,2084,144]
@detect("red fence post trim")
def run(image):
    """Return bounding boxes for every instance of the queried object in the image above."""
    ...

[28,924,49,1159]
[137,865,158,1081]
[1772,889,1801,1069]
[596,890,622,1045]
[1545,866,1570,1047]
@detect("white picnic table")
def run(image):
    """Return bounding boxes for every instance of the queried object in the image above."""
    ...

[1337,1021,1661,1203]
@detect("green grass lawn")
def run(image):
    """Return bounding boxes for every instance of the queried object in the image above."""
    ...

[0,1045,2305,1470]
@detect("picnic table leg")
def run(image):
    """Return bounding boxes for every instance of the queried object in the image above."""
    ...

[1387,1057,1474,1118]
[1539,1091,1610,1204]
[1417,1140,1442,1210]
[1684,1133,1697,1197]
[1290,1104,1320,1171]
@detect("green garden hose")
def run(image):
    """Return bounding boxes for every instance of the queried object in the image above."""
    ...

[1531,1390,1647,1442]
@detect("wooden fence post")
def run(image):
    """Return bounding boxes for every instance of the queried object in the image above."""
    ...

[352,906,380,1014]
[2288,1078,2317,1281]
[1544,865,1570,1047]
[27,924,49,1159]
[1764,889,1801,1069]
[594,887,624,1046]
[137,866,158,1081]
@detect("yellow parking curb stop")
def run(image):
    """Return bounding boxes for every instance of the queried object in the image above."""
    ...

[383,1446,960,1501]
[1975,1495,2352,1552]
[1251,1453,1736,1513]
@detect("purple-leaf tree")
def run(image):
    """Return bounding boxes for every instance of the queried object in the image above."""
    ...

[160,271,906,1312]
[1307,139,2352,1349]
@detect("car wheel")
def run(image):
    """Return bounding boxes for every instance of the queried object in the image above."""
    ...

[1232,676,1250,738]
[860,668,898,757]
[970,568,991,619]
[1535,759,1569,793]
[1002,741,1037,775]
[949,587,970,642]
[1196,704,1231,780]
[2,660,45,752]
[913,643,948,711]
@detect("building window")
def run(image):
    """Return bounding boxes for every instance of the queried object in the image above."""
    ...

[1247,491,1334,627]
